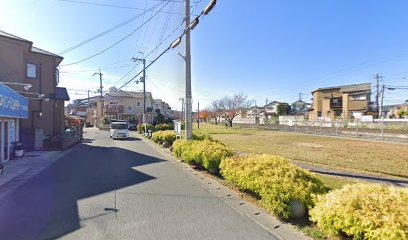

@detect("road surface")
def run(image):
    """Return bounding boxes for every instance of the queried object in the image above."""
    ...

[0,129,285,240]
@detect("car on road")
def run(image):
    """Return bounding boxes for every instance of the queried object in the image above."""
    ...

[110,121,129,139]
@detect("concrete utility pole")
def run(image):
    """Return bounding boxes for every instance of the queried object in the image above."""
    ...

[179,98,184,121]
[132,57,147,124]
[379,84,385,119]
[299,93,303,101]
[185,0,193,139]
[374,73,382,114]
[197,101,200,129]
[93,69,103,98]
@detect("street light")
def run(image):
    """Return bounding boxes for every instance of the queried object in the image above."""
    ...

[204,0,217,15]
[0,81,32,90]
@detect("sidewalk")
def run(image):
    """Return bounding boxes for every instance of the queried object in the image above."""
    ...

[0,147,77,201]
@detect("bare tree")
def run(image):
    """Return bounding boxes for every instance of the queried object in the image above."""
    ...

[208,99,222,125]
[219,92,251,127]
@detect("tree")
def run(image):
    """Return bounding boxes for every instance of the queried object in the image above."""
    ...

[219,92,251,127]
[277,103,291,115]
[199,109,211,121]
[155,113,165,124]
[208,99,222,125]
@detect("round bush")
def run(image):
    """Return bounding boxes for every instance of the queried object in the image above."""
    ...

[220,154,328,219]
[310,183,408,240]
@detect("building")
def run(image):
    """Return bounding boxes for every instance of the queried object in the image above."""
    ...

[290,99,312,117]
[387,101,408,118]
[153,99,172,118]
[0,83,29,161]
[309,83,371,121]
[264,101,281,115]
[0,30,69,150]
[96,87,154,125]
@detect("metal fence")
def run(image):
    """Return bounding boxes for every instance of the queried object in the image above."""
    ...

[232,119,408,142]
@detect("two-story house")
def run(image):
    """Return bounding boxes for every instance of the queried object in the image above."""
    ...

[97,87,154,124]
[0,30,69,150]
[309,83,371,121]
[153,99,172,118]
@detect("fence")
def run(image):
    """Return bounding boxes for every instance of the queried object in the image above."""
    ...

[232,118,408,142]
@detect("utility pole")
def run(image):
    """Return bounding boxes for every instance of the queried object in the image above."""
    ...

[299,93,303,101]
[179,98,184,121]
[93,69,103,98]
[374,73,382,114]
[197,102,200,129]
[132,57,147,124]
[265,98,268,106]
[185,0,193,140]
[379,84,385,119]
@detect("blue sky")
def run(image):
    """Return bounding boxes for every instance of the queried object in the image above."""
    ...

[1,0,408,110]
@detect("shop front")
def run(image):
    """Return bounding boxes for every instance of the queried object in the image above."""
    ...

[0,83,28,162]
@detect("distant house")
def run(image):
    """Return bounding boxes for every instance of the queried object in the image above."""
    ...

[290,100,311,117]
[387,101,408,118]
[309,83,372,121]
[264,101,281,115]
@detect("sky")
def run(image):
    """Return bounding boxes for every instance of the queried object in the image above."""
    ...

[1,0,408,110]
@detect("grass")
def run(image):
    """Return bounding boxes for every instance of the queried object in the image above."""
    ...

[194,123,408,179]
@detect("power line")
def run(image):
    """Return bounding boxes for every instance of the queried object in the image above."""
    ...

[57,0,183,14]
[57,2,164,55]
[60,1,171,66]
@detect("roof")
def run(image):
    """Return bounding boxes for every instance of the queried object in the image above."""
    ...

[312,83,371,93]
[55,87,70,101]
[0,30,63,63]
[105,90,152,99]
[265,101,281,107]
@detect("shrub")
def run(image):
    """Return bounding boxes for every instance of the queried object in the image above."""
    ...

[152,130,176,145]
[220,154,328,219]
[146,124,155,132]
[137,124,144,133]
[310,183,408,240]
[173,139,233,171]
[155,123,174,131]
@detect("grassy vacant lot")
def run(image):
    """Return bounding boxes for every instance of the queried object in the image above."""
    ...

[194,123,408,178]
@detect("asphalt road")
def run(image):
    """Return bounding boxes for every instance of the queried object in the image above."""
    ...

[0,129,281,240]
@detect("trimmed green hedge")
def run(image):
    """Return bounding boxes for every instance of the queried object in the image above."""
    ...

[173,139,233,171]
[310,183,408,240]
[155,123,174,131]
[220,154,328,219]
[152,130,176,145]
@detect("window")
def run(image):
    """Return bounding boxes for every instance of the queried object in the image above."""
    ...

[317,111,322,117]
[55,68,60,84]
[110,101,117,105]
[351,95,367,101]
[128,106,132,111]
[27,63,37,78]
[137,101,141,107]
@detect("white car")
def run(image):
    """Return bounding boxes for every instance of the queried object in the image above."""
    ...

[110,122,129,139]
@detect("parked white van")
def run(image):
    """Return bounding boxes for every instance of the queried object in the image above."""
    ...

[110,121,129,139]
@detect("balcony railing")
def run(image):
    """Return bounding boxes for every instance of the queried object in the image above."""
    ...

[105,105,124,114]
[330,102,343,108]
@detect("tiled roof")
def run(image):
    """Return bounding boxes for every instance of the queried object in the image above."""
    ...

[0,30,63,60]
[313,83,371,93]
[0,30,30,42]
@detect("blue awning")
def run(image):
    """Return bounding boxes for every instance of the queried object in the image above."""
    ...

[0,83,29,118]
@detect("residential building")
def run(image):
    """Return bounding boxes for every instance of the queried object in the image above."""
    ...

[264,101,281,115]
[309,83,371,121]
[66,96,99,126]
[0,30,69,150]
[387,101,408,118]
[153,99,172,118]
[290,99,312,118]
[96,87,154,125]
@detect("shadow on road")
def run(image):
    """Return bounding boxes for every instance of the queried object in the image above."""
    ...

[0,141,163,240]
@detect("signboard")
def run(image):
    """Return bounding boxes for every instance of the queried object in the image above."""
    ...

[174,120,181,137]
[0,83,29,118]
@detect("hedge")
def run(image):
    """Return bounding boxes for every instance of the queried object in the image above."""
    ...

[155,123,174,131]
[152,130,176,145]
[220,154,328,219]
[173,139,233,171]
[310,183,408,240]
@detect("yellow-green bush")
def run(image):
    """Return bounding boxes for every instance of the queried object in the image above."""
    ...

[310,183,408,240]
[220,154,328,219]
[173,139,233,170]
[152,130,176,144]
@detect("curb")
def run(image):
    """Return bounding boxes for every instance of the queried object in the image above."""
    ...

[136,133,311,240]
